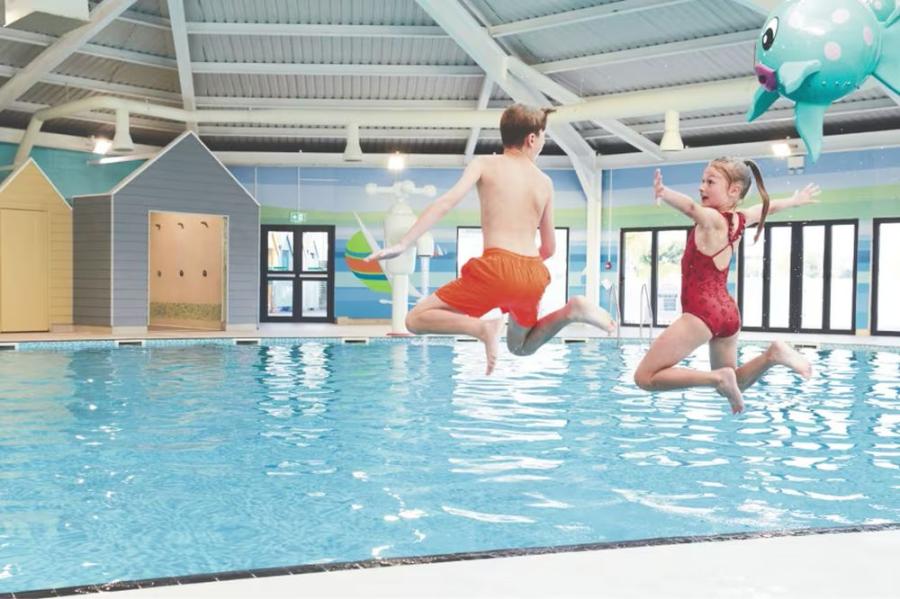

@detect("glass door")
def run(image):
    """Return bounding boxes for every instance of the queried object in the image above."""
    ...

[872,218,900,335]
[739,220,857,333]
[619,230,652,326]
[260,225,335,323]
[618,227,689,327]
[655,229,688,326]
[767,224,793,331]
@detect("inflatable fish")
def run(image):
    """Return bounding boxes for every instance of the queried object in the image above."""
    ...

[747,0,900,161]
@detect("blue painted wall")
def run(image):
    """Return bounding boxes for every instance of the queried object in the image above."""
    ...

[0,143,142,201]
[229,165,588,319]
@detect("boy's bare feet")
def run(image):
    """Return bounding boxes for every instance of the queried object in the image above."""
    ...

[478,318,505,375]
[714,367,744,414]
[766,341,813,379]
[568,296,617,335]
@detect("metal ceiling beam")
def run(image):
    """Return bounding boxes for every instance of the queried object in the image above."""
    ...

[464,77,494,162]
[185,23,447,38]
[199,125,485,140]
[166,0,197,131]
[194,97,478,110]
[579,97,900,139]
[730,0,780,14]
[414,0,600,188]
[116,9,170,30]
[0,0,139,113]
[215,150,575,169]
[10,100,183,132]
[191,62,484,77]
[597,128,900,169]
[0,27,176,70]
[87,1,170,30]
[463,0,665,161]
[0,64,182,103]
[536,30,757,74]
[505,56,664,160]
[488,0,692,38]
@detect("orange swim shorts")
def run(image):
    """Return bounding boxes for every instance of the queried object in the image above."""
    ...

[435,247,551,328]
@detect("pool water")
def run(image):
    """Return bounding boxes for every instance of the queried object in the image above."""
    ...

[0,339,898,593]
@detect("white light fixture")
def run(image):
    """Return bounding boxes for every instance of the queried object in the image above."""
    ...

[387,151,406,172]
[659,110,684,152]
[771,141,792,158]
[92,137,112,155]
[343,123,363,162]
[112,109,134,153]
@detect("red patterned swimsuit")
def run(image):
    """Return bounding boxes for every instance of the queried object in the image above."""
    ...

[681,211,746,338]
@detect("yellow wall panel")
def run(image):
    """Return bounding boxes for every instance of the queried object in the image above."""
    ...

[0,160,73,329]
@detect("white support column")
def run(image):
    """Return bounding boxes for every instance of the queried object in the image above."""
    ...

[0,0,137,113]
[585,167,602,307]
[464,77,493,163]
[166,0,197,132]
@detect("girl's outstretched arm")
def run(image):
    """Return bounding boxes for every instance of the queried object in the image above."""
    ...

[743,183,820,226]
[654,169,722,229]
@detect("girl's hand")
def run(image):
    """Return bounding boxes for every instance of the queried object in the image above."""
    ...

[653,169,665,205]
[792,183,821,206]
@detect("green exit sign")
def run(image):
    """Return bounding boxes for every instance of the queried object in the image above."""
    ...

[290,211,306,223]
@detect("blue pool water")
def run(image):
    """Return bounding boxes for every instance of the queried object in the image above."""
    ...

[0,339,898,593]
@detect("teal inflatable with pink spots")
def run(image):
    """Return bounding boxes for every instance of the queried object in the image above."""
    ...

[747,0,900,162]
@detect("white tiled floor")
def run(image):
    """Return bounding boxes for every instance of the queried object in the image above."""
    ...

[110,529,900,598]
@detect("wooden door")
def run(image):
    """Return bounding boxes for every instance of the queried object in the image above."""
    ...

[1,209,49,332]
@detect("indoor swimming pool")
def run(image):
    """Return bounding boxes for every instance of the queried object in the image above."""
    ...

[0,338,898,594]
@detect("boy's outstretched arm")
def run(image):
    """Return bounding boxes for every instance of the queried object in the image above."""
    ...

[365,159,483,262]
[742,183,820,226]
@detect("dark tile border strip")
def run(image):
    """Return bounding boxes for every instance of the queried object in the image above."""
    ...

[3,522,899,598]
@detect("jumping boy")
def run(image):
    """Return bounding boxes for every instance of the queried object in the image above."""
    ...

[366,104,615,375]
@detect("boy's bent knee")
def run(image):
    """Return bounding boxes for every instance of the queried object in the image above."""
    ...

[405,311,423,334]
[508,344,533,357]
[634,370,654,391]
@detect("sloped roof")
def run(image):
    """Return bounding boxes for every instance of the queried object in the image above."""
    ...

[105,131,258,205]
[0,0,895,159]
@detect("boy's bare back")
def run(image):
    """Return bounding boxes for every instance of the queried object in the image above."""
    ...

[474,154,552,256]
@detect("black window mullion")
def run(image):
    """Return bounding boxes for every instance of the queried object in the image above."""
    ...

[650,231,659,327]
[789,224,803,333]
[762,224,771,329]
[822,225,833,332]
[737,235,745,321]
[852,221,859,333]
[293,226,304,320]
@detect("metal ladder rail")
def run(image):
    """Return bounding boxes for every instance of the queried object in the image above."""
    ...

[605,282,622,347]
[639,283,655,346]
